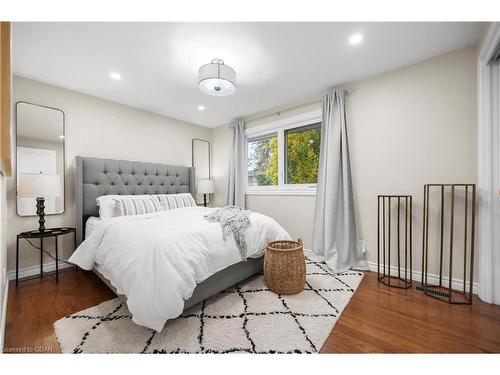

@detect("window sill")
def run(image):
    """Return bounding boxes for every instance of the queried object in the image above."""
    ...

[245,189,317,196]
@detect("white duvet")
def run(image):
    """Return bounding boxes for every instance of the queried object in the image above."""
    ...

[69,206,291,332]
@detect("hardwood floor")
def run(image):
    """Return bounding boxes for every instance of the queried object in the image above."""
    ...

[4,269,115,353]
[322,273,500,353]
[3,269,500,353]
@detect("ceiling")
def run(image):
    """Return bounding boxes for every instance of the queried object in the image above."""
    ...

[12,22,484,128]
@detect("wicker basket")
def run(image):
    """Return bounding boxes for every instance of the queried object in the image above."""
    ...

[264,239,306,295]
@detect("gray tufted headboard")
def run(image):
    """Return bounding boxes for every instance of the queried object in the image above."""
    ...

[75,156,195,245]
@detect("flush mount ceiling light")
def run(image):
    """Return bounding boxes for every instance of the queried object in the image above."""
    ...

[197,105,206,111]
[198,59,236,96]
[349,33,363,46]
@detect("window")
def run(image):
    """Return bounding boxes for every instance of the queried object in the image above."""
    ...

[247,134,278,186]
[245,110,322,195]
[285,123,321,184]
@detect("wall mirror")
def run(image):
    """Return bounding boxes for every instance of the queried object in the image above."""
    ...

[16,102,65,216]
[192,138,211,205]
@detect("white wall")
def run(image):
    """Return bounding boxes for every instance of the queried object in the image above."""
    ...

[6,45,479,285]
[7,76,211,272]
[212,46,478,281]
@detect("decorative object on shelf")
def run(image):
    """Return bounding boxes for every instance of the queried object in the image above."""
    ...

[198,58,236,96]
[197,179,214,207]
[17,173,61,232]
[16,227,76,285]
[264,239,306,295]
[421,184,476,304]
[377,195,413,289]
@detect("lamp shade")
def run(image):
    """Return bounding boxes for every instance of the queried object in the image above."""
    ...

[198,59,236,96]
[17,173,61,198]
[197,179,214,194]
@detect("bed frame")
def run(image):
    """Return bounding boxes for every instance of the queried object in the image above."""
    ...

[74,156,263,309]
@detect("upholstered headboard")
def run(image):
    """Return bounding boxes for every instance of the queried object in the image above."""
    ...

[75,156,195,245]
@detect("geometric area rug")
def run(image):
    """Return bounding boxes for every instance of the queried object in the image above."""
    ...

[54,261,363,353]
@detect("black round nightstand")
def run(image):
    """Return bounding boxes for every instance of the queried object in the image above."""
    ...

[16,227,76,285]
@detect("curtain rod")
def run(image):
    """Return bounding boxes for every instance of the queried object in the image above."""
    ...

[240,88,352,124]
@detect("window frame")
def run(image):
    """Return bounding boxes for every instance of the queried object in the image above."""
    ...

[284,122,322,185]
[245,109,322,196]
[246,132,279,188]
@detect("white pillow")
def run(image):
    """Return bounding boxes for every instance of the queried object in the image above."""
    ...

[96,195,151,219]
[114,196,163,217]
[96,193,197,218]
[156,193,197,210]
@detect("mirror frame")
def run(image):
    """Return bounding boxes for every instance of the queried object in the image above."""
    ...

[192,138,211,204]
[15,101,66,217]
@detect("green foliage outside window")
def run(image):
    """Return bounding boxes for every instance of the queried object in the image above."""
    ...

[286,126,321,184]
[247,136,278,186]
[247,124,321,186]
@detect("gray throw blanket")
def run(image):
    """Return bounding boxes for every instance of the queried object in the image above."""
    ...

[203,206,252,260]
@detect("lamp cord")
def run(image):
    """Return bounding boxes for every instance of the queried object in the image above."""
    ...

[24,238,76,267]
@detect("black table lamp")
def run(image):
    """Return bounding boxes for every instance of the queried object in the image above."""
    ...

[17,173,61,232]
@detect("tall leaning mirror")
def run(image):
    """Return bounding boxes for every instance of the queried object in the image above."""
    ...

[192,138,211,205]
[16,102,65,217]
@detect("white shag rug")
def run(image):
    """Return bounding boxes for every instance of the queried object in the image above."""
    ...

[54,261,363,353]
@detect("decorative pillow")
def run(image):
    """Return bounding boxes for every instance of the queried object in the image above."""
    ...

[97,195,152,218]
[156,193,197,210]
[113,196,163,217]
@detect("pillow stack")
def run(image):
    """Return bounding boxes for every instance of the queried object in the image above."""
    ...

[96,193,197,218]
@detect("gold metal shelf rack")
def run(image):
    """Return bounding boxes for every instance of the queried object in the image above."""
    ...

[421,184,476,304]
[377,195,413,289]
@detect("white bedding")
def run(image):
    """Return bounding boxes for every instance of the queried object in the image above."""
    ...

[85,216,99,238]
[69,206,290,332]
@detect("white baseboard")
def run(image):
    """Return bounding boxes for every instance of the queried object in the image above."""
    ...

[366,261,479,295]
[7,261,74,281]
[303,249,478,295]
[0,276,8,351]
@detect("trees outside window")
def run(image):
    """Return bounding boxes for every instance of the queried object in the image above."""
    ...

[247,134,278,186]
[246,118,321,190]
[285,123,321,184]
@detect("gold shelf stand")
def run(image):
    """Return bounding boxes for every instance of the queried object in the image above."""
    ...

[421,184,476,304]
[377,195,413,289]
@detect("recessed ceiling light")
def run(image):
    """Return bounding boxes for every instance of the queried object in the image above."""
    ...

[59,135,65,139]
[349,33,363,46]
[109,72,122,80]
[197,105,206,111]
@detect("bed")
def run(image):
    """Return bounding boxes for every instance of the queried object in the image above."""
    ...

[70,156,290,332]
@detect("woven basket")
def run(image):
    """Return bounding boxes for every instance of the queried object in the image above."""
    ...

[264,239,306,295]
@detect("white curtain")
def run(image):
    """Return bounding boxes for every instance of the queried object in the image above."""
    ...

[224,121,246,208]
[312,89,368,273]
